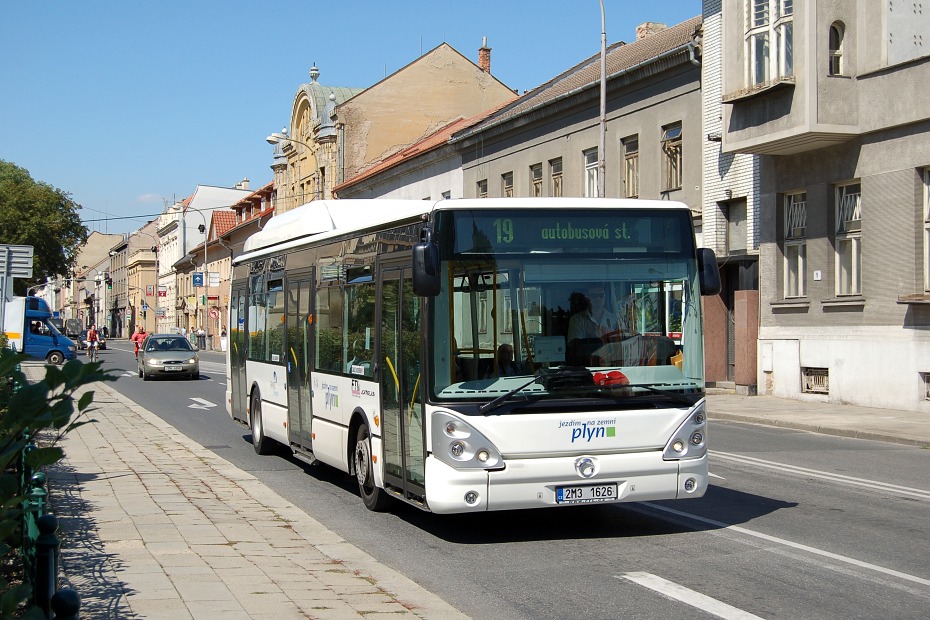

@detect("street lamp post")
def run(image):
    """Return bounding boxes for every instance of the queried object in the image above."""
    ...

[188,208,210,350]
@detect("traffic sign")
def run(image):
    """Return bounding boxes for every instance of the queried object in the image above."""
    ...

[0,244,34,278]
[209,309,220,319]
[192,272,204,287]
[141,303,150,311]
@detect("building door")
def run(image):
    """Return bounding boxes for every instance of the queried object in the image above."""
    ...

[377,260,425,501]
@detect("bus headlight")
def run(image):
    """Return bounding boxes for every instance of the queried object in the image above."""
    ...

[431,411,503,470]
[662,401,708,461]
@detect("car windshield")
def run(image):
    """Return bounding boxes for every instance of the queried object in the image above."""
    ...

[146,338,193,352]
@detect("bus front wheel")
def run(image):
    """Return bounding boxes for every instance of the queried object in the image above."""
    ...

[250,391,273,455]
[354,423,390,512]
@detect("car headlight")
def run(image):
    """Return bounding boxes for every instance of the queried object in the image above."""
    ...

[68,346,76,352]
[147,359,160,366]
[187,358,197,364]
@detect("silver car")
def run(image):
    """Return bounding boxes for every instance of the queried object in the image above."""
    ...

[138,334,200,380]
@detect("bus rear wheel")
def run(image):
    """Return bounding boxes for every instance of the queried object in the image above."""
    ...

[250,391,274,455]
[354,423,390,512]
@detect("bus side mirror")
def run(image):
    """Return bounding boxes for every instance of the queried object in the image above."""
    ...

[412,228,440,297]
[698,248,721,296]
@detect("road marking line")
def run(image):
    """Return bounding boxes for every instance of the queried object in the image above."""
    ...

[711,451,930,500]
[709,472,726,480]
[619,572,764,619]
[641,502,930,587]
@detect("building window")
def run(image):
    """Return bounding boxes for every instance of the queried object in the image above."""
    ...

[746,0,793,86]
[835,181,861,296]
[829,22,844,76]
[784,192,807,298]
[622,135,639,198]
[726,199,748,254]
[923,169,930,291]
[477,179,488,199]
[502,172,514,198]
[549,158,563,197]
[661,123,682,191]
[584,149,598,197]
[530,163,542,197]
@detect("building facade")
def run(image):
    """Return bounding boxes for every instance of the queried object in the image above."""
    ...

[453,18,703,210]
[271,43,515,213]
[720,0,930,411]
[702,0,763,392]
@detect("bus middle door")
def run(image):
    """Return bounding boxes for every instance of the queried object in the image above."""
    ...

[377,261,425,502]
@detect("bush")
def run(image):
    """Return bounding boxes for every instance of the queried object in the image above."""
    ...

[0,348,113,618]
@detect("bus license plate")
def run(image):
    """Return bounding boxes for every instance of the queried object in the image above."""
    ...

[556,483,618,504]
[164,365,182,371]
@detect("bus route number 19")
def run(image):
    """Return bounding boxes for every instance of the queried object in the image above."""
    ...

[493,218,514,244]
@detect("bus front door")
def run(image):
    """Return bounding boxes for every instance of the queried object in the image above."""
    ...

[378,263,425,502]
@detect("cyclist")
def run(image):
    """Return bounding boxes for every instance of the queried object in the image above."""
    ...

[131,325,146,359]
[86,324,100,361]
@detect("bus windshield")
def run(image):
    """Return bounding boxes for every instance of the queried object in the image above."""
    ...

[428,208,705,405]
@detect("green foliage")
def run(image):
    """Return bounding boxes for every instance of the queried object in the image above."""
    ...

[0,348,114,618]
[0,160,88,295]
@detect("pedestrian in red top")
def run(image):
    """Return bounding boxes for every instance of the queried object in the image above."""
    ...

[131,325,146,359]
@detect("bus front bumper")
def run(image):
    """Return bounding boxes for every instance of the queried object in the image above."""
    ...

[424,451,707,514]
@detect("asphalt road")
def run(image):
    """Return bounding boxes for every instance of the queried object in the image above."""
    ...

[95,342,930,620]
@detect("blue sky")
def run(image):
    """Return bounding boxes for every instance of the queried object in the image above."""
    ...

[0,0,700,235]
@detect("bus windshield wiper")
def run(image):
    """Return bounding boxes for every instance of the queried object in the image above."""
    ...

[478,374,541,415]
[478,367,593,415]
[595,382,696,407]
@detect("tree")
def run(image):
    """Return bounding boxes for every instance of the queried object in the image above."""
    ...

[0,160,87,295]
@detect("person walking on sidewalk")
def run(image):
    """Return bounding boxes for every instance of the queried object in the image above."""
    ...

[131,325,146,359]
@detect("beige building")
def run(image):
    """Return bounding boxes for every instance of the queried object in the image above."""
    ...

[270,43,515,214]
[719,0,930,411]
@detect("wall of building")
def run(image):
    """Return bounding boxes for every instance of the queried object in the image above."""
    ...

[338,44,515,181]
[459,62,702,207]
[759,122,930,410]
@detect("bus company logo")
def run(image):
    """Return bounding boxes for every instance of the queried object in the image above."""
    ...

[351,379,360,397]
[559,419,617,443]
[322,383,339,409]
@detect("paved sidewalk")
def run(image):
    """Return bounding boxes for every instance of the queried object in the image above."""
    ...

[21,364,469,620]
[707,393,930,447]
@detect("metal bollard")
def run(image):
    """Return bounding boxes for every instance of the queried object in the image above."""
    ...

[50,588,80,620]
[34,513,60,617]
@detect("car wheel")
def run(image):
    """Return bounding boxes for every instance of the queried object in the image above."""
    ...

[138,365,143,378]
[250,390,273,455]
[142,366,150,381]
[354,422,390,512]
[47,351,64,365]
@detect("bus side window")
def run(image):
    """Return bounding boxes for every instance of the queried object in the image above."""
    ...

[315,284,344,372]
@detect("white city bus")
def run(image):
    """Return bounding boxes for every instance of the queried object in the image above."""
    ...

[226,198,720,514]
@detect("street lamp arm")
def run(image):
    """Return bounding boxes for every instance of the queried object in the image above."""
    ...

[266,129,312,150]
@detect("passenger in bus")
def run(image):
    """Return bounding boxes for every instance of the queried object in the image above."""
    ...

[487,343,521,377]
